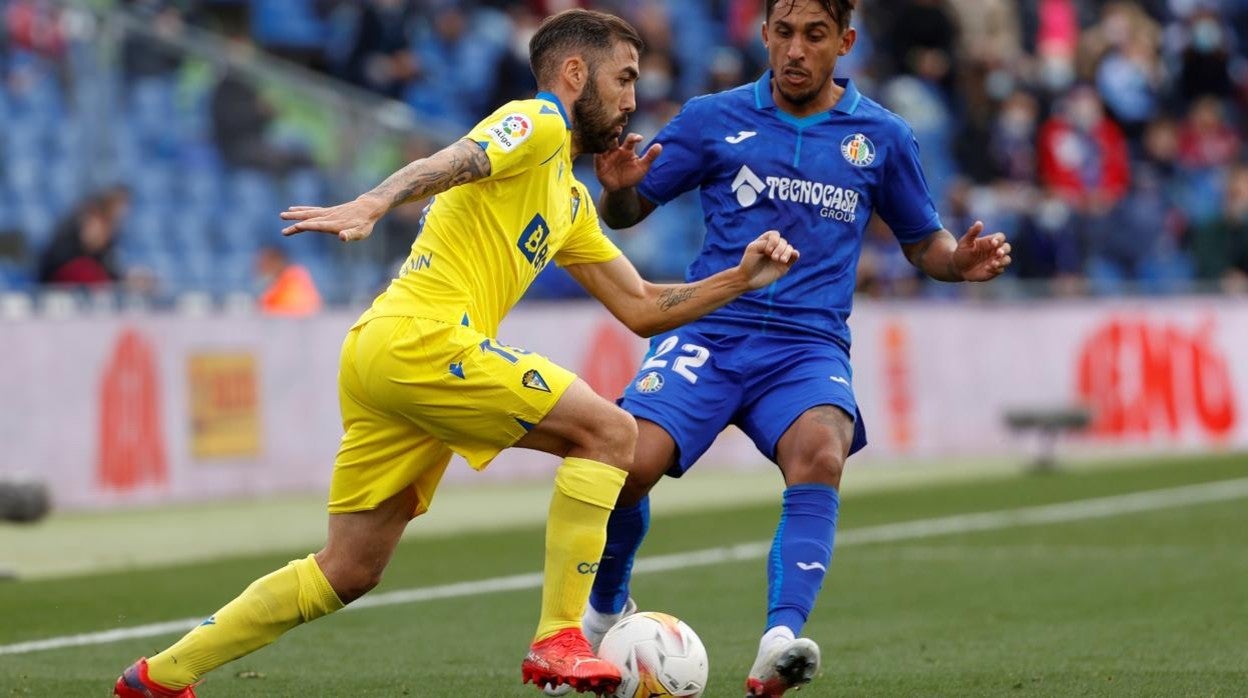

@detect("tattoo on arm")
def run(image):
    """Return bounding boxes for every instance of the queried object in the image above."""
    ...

[368,140,491,210]
[657,286,696,311]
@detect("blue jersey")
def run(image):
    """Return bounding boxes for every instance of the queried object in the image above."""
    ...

[638,72,942,350]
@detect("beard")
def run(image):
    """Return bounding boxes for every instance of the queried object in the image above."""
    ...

[572,77,624,154]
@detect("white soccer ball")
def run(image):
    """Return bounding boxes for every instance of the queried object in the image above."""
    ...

[597,611,709,698]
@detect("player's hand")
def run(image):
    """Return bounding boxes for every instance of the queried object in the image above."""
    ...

[953,221,1011,281]
[594,133,662,192]
[279,196,387,242]
[738,230,799,290]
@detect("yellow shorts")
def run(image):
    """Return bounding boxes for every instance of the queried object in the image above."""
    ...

[328,315,576,517]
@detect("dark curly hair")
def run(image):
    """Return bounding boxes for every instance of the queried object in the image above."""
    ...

[765,0,855,32]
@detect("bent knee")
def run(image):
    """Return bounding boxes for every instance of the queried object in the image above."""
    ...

[578,405,637,466]
[786,449,845,487]
[318,555,384,604]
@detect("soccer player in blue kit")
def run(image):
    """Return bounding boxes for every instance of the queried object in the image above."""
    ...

[581,1,1012,696]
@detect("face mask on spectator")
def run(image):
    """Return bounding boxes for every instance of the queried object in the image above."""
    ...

[1192,20,1223,53]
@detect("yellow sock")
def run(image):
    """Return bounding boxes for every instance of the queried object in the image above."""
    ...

[535,456,627,641]
[146,554,343,689]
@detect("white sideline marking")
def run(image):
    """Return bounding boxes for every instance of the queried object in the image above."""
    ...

[3,477,1246,656]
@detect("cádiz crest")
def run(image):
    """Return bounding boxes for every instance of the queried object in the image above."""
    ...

[522,369,551,392]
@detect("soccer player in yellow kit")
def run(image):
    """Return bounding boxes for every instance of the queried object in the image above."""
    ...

[113,9,798,697]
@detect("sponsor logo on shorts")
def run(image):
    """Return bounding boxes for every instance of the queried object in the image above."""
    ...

[841,133,876,167]
[487,113,533,152]
[522,369,550,392]
[635,371,664,394]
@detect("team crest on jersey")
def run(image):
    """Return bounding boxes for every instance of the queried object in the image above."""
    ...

[841,133,876,167]
[487,113,533,153]
[522,369,551,392]
[635,371,664,394]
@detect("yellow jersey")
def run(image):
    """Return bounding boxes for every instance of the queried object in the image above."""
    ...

[356,93,622,336]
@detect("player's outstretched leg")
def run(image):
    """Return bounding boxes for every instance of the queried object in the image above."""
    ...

[112,487,414,695]
[747,483,839,695]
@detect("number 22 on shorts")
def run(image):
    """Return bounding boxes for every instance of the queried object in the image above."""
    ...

[641,335,709,383]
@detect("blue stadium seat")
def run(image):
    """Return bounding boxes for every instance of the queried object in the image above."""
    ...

[131,166,173,207]
[46,157,84,219]
[228,170,279,211]
[4,155,43,202]
[125,208,171,255]
[217,251,257,295]
[284,169,327,207]
[2,117,45,164]
[183,168,225,211]
[16,202,55,252]
[252,0,328,49]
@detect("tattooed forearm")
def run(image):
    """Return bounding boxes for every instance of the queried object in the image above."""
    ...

[657,286,697,311]
[368,139,491,210]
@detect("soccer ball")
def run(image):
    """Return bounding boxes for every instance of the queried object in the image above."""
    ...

[597,611,709,698]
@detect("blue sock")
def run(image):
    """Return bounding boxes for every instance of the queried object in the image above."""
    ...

[766,484,839,635]
[589,497,650,614]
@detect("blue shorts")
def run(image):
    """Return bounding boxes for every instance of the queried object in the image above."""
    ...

[619,327,867,476]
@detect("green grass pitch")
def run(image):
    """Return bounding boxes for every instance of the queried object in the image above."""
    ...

[1,454,1246,696]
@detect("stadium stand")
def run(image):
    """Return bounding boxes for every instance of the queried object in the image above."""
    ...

[1,0,1247,308]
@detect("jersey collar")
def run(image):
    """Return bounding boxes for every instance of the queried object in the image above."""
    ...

[536,91,572,129]
[753,71,861,122]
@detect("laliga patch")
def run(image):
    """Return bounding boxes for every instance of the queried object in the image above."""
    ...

[635,371,664,394]
[841,133,876,167]
[487,113,533,153]
[522,369,550,392]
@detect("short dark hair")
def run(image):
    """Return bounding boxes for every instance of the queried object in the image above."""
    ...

[765,0,855,32]
[529,9,644,87]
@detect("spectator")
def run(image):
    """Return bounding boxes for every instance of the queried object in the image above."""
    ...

[988,90,1040,183]
[1037,86,1131,211]
[1192,164,1248,294]
[1178,96,1241,171]
[121,3,186,83]
[256,246,322,316]
[1176,8,1236,104]
[1085,118,1188,295]
[335,0,419,99]
[37,188,131,287]
[210,32,315,173]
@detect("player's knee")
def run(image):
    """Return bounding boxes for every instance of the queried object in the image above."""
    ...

[581,405,637,466]
[788,449,845,487]
[617,471,654,507]
[319,555,385,604]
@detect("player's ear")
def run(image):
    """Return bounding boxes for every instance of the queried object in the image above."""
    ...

[838,27,857,56]
[760,21,770,49]
[561,55,588,95]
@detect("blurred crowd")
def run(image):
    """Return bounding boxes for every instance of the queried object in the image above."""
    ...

[267,0,1248,297]
[4,0,1248,303]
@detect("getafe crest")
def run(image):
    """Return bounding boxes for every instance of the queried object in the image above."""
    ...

[635,371,664,394]
[840,133,876,167]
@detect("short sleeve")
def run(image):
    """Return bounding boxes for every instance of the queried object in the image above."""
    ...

[875,124,943,245]
[555,182,623,267]
[637,97,708,206]
[464,102,567,181]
